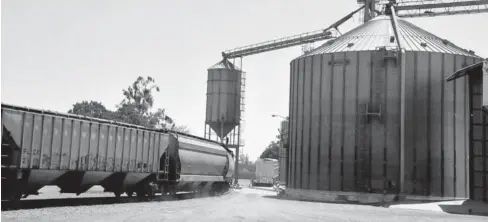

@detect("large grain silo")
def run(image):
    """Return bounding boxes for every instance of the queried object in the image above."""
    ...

[286,15,483,202]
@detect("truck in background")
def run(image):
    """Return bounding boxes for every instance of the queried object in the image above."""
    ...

[251,158,279,187]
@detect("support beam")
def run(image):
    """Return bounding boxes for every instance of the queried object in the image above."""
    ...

[221,5,366,59]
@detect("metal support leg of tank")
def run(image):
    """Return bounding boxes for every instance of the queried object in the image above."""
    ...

[113,186,124,199]
[126,190,134,198]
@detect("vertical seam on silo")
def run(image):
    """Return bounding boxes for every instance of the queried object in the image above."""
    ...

[453,56,457,198]
[294,61,298,189]
[463,57,467,198]
[308,57,314,190]
[207,71,212,129]
[464,62,469,198]
[301,58,306,189]
[59,118,65,170]
[440,53,445,197]
[289,62,293,188]
[383,53,388,193]
[329,54,335,191]
[317,54,323,190]
[484,88,488,202]
[355,51,360,192]
[369,52,373,191]
[341,52,346,191]
[468,74,473,200]
[217,70,221,137]
[285,61,293,188]
[413,52,418,195]
[427,53,432,196]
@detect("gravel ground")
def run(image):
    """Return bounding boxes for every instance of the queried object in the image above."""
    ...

[3,185,488,222]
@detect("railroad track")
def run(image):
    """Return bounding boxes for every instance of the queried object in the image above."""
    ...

[1,190,232,211]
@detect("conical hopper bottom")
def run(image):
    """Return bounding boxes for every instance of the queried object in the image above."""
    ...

[208,122,237,139]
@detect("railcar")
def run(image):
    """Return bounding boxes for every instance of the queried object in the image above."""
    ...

[1,103,234,207]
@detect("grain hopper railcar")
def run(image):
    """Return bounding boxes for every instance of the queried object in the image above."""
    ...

[1,103,234,207]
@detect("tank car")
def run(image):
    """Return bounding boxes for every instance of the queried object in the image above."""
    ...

[1,103,234,208]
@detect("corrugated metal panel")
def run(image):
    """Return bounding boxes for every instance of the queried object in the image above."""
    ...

[205,60,242,139]
[1,107,169,173]
[469,68,488,203]
[300,16,479,57]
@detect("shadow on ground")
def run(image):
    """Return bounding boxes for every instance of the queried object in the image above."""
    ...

[438,200,488,216]
[261,194,386,207]
[2,192,216,211]
[262,194,488,216]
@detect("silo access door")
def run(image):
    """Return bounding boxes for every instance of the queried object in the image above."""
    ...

[356,47,400,194]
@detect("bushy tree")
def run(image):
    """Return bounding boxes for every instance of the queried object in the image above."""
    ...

[68,76,189,133]
[259,141,279,160]
[259,117,288,160]
[68,101,112,119]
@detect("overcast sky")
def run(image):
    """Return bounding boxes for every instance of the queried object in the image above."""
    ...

[2,0,488,160]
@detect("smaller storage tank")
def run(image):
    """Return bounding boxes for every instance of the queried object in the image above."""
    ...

[205,59,242,139]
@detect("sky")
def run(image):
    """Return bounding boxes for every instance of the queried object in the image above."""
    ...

[2,0,488,161]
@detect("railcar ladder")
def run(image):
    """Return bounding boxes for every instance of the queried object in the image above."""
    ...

[164,153,170,180]
[1,129,22,205]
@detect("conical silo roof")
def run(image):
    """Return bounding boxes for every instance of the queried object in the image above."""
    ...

[209,59,241,70]
[300,15,479,57]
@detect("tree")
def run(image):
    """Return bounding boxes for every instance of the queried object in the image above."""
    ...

[259,141,280,159]
[69,76,188,132]
[116,76,177,129]
[68,101,113,119]
[121,76,159,116]
[172,125,191,134]
[259,117,288,160]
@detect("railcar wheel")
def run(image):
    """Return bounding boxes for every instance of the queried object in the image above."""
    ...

[136,191,146,200]
[126,191,133,197]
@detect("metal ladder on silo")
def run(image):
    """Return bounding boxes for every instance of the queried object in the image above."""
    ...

[357,47,391,193]
[239,71,246,147]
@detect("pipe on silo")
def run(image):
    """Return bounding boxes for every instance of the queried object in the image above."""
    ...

[389,5,406,195]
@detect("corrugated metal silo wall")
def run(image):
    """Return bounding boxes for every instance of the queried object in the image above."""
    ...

[287,50,479,198]
[403,52,480,198]
[468,68,488,203]
[206,68,242,124]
